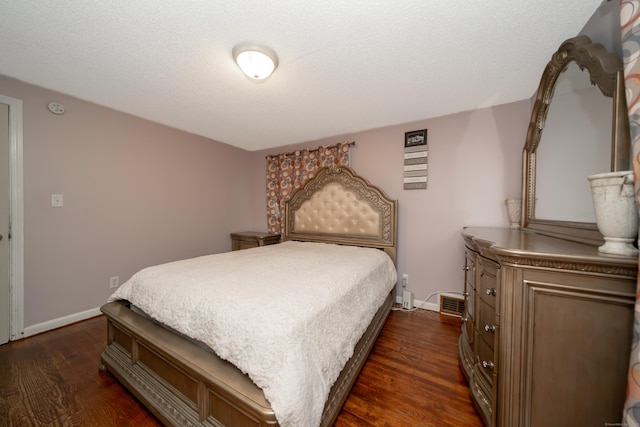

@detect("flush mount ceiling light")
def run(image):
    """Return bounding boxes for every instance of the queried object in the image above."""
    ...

[232,43,279,80]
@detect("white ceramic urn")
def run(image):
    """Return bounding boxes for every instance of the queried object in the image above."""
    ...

[587,170,639,256]
[505,198,522,229]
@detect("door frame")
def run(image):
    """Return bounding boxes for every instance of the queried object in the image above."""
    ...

[0,94,24,341]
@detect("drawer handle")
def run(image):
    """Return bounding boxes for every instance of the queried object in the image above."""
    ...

[461,317,468,323]
[485,288,496,297]
[482,360,494,370]
[463,265,470,271]
[484,324,496,333]
[463,291,470,297]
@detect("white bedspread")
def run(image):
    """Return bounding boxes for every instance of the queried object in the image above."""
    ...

[108,240,397,427]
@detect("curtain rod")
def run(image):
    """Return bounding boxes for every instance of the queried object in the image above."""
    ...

[266,141,355,159]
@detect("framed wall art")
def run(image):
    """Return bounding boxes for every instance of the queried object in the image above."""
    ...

[403,129,428,190]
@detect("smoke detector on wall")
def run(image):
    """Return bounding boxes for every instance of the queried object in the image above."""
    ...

[47,102,65,115]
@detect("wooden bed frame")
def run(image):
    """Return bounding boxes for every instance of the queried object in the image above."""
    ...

[100,165,398,426]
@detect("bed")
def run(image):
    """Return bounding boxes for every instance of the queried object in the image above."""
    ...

[99,165,398,427]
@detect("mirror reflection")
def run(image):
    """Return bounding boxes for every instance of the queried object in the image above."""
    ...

[522,35,629,245]
[534,61,611,222]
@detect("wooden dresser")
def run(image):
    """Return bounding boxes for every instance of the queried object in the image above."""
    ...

[459,227,636,427]
[230,231,281,251]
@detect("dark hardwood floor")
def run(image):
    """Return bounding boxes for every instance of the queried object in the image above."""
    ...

[0,308,482,426]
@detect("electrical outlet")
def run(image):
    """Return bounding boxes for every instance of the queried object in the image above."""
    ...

[402,273,408,288]
[109,276,119,288]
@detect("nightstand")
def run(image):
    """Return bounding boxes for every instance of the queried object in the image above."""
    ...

[230,232,281,251]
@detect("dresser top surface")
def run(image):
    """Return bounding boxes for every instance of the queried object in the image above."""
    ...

[462,227,637,269]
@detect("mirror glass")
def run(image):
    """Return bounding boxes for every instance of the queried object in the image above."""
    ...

[522,35,630,245]
[534,62,611,222]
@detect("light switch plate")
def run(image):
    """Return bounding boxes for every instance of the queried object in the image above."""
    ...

[51,194,63,207]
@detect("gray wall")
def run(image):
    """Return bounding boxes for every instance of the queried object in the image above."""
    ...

[250,101,530,307]
[0,75,254,329]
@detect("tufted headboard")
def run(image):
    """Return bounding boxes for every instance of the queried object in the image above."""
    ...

[284,165,398,264]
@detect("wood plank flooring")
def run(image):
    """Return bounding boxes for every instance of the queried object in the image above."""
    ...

[0,308,482,426]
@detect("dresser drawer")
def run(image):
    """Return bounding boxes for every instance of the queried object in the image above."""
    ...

[465,281,475,320]
[463,247,476,342]
[465,248,476,290]
[463,309,474,346]
[476,334,496,384]
[478,257,499,308]
[459,331,475,383]
[477,299,497,348]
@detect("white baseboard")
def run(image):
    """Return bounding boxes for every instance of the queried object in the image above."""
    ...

[22,307,102,338]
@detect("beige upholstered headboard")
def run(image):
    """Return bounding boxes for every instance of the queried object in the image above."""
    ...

[284,165,398,264]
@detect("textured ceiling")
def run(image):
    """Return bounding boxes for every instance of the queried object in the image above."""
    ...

[0,1,604,151]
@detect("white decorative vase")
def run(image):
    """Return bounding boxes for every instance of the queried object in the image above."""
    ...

[505,198,521,229]
[587,170,639,256]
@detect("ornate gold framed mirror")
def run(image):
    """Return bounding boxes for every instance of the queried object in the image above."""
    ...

[521,35,631,245]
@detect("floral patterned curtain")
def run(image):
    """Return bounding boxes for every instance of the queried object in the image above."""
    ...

[622,0,640,423]
[266,141,351,235]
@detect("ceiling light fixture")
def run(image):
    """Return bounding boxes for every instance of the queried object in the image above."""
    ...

[232,43,279,80]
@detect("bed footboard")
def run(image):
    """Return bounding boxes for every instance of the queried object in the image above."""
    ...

[100,290,394,427]
[101,300,277,426]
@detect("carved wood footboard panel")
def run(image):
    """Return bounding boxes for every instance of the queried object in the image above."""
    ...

[101,290,394,426]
